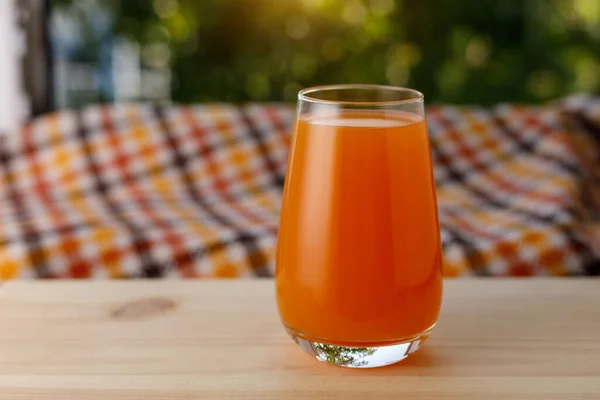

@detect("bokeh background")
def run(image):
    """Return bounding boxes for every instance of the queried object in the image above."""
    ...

[49,0,600,109]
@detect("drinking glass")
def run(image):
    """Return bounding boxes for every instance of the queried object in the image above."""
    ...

[276,84,442,368]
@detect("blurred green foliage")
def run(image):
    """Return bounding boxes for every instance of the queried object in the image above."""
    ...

[52,0,600,105]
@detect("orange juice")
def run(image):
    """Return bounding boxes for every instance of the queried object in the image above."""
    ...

[276,111,442,345]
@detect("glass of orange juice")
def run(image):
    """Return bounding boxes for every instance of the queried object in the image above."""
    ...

[276,84,442,368]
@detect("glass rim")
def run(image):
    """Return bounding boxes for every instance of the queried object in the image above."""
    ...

[298,84,424,106]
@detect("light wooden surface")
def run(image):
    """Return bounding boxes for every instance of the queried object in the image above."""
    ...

[0,279,599,399]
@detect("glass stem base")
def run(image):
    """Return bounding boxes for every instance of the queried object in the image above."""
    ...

[287,327,433,368]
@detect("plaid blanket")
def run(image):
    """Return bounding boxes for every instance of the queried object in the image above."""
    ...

[0,97,599,279]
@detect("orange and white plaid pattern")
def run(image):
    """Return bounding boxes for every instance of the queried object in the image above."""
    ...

[0,97,599,278]
[431,95,600,276]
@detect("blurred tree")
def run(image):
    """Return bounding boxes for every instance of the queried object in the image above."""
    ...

[49,0,600,107]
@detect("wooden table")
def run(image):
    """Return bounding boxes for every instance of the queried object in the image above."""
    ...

[0,280,598,399]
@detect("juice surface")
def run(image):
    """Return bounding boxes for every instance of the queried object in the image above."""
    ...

[276,111,442,345]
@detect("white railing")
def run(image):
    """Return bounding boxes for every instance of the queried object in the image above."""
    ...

[0,0,28,133]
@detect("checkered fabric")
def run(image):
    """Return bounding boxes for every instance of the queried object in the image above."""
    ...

[0,97,599,279]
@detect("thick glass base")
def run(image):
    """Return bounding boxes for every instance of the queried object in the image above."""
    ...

[287,327,433,368]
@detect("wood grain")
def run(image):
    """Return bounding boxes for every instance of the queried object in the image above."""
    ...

[0,279,598,399]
